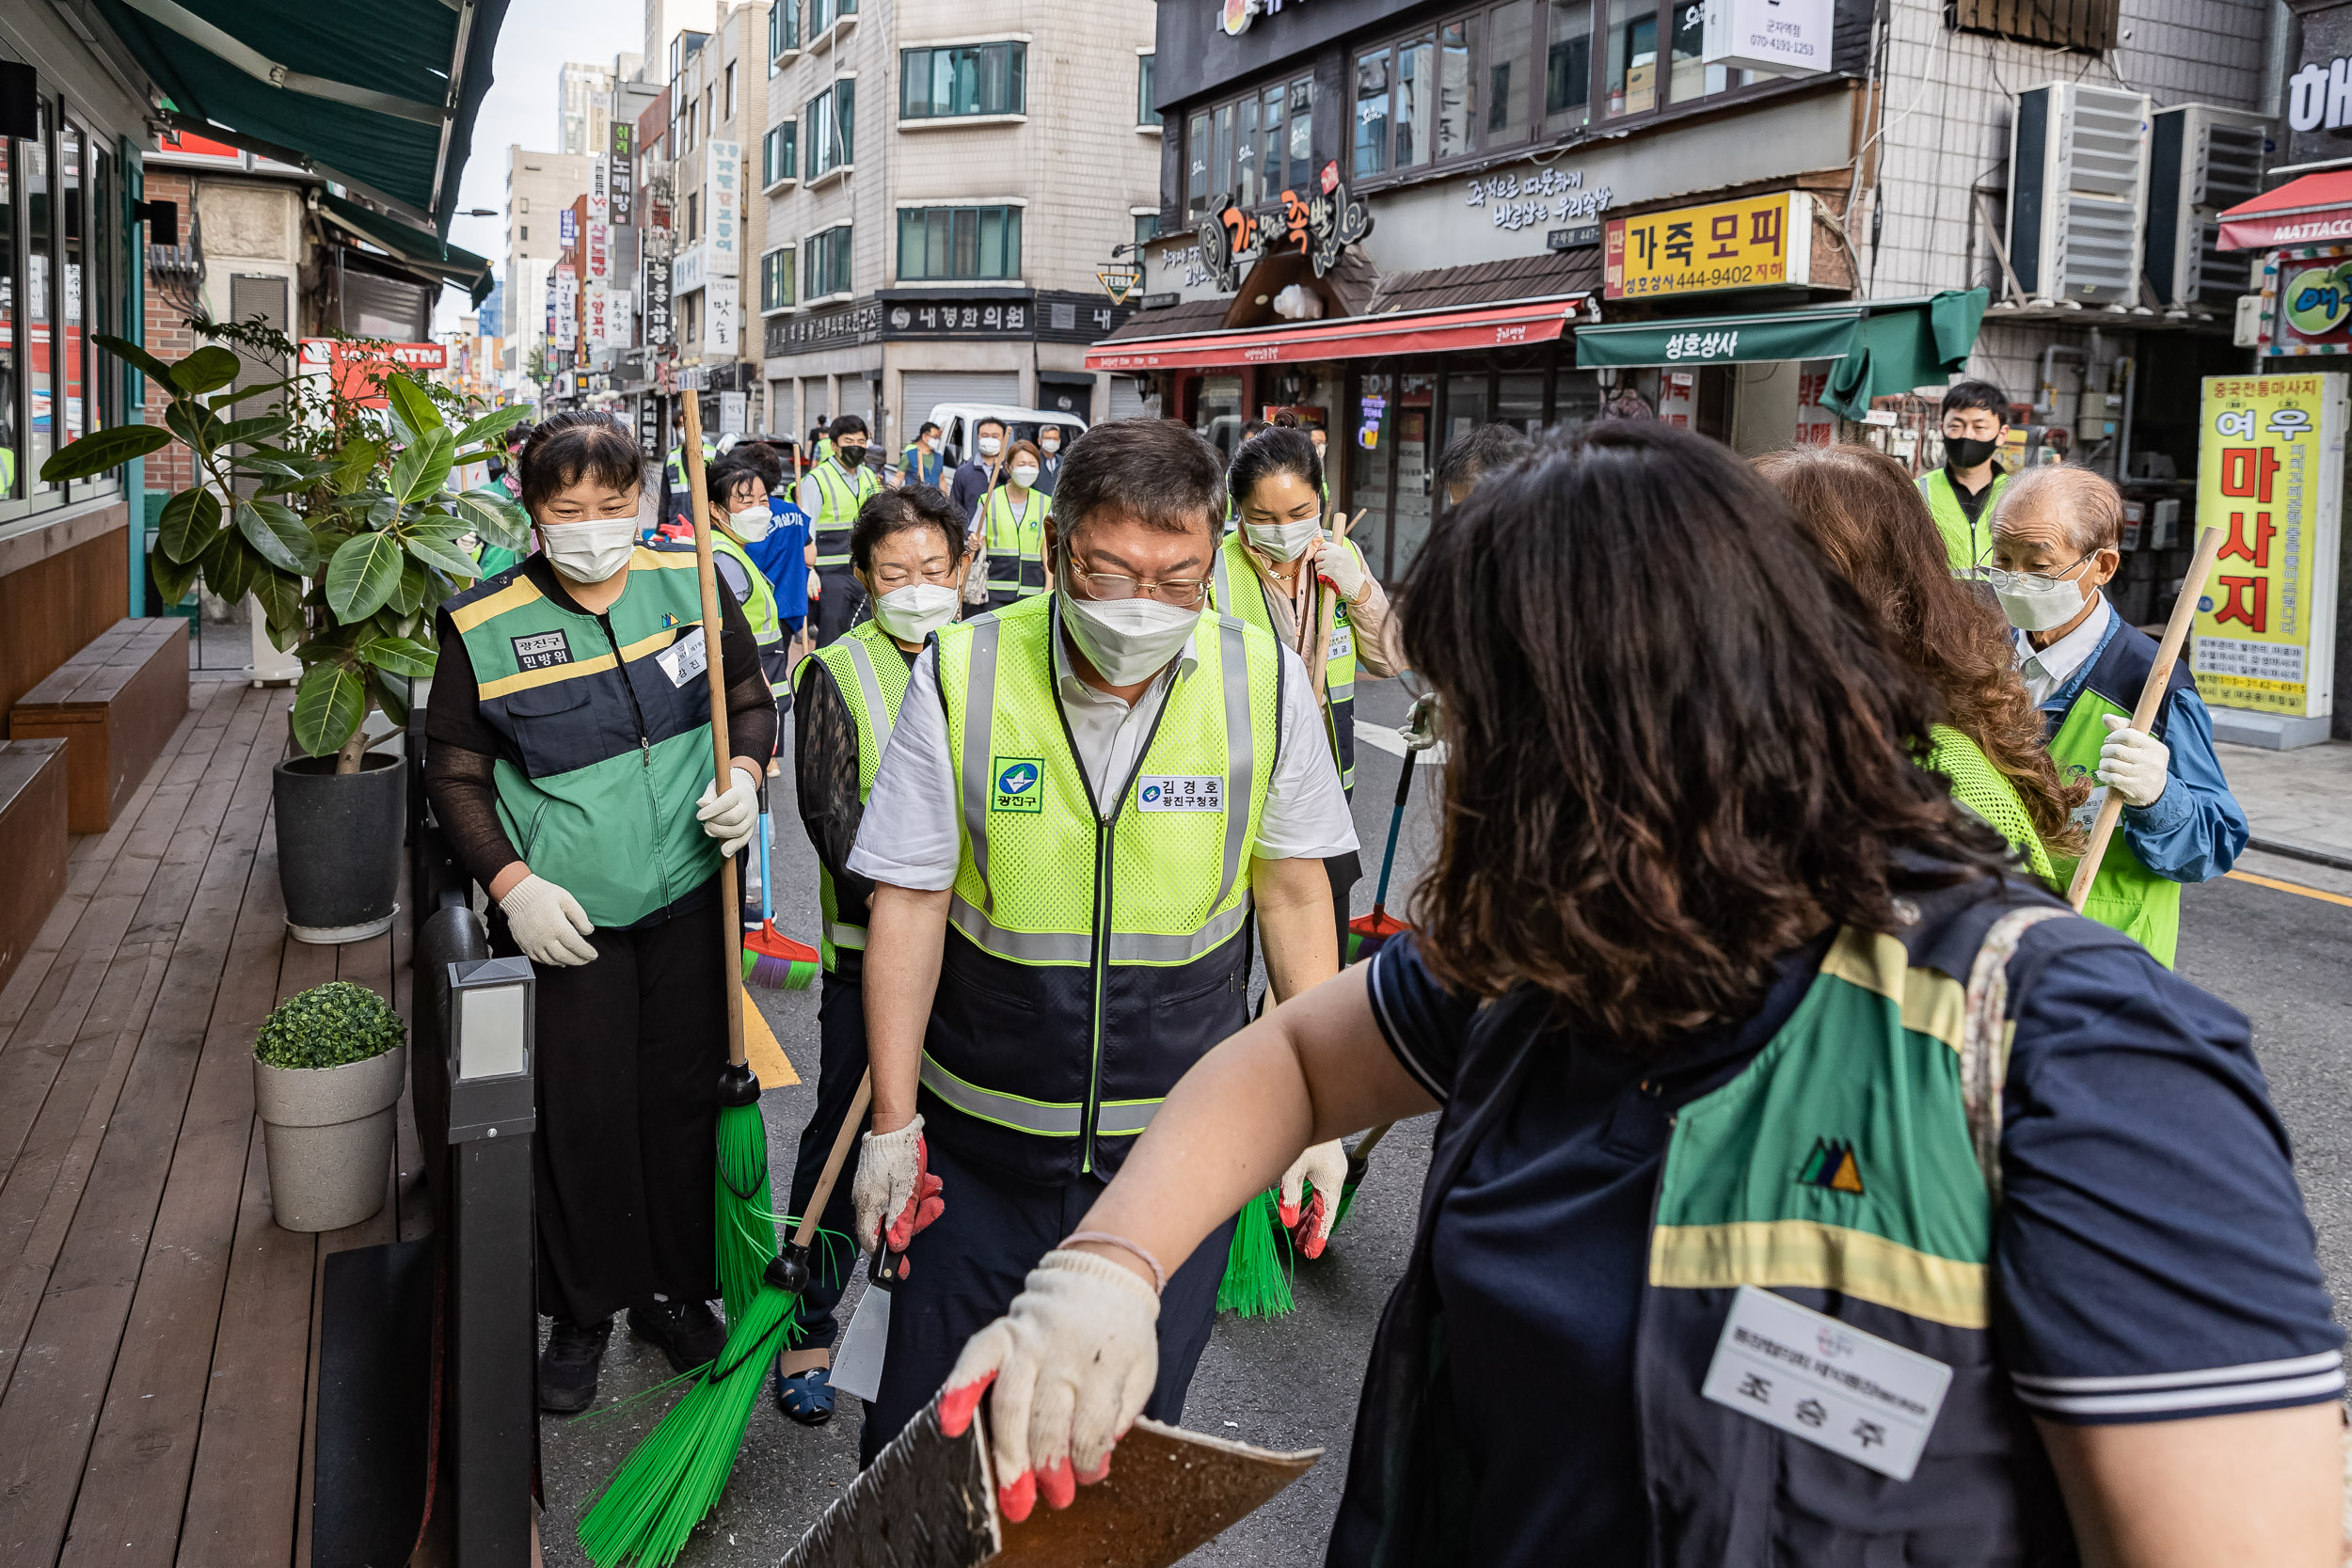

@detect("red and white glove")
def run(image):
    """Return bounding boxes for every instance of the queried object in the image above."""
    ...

[939,1248,1159,1522]
[1279,1138,1349,1259]
[1313,535,1370,605]
[852,1115,945,1256]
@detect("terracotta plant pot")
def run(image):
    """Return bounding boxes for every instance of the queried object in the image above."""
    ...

[252,1045,406,1232]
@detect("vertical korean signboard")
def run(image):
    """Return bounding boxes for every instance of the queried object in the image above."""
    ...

[706,140,741,277]
[2191,374,2344,721]
[611,124,636,224]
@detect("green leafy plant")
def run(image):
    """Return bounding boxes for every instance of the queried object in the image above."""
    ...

[40,319,532,770]
[254,980,407,1070]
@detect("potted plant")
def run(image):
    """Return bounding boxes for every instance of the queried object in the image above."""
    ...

[41,322,532,942]
[250,980,409,1232]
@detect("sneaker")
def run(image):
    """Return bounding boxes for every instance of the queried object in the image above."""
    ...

[539,1317,612,1413]
[628,1298,727,1373]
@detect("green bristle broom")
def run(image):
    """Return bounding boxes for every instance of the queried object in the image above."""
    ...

[1217,1190,1296,1318]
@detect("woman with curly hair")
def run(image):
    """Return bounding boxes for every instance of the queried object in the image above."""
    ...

[1753,442,2085,885]
[917,423,2342,1566]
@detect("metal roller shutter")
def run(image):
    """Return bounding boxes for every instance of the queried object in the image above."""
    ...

[900,371,1023,432]
[1107,375,1154,422]
[838,378,873,423]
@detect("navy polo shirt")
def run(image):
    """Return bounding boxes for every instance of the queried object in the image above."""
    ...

[1366,927,2343,1568]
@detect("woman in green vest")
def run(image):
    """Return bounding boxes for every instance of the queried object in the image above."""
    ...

[1754,443,2085,885]
[422,411,781,1414]
[773,483,970,1427]
[934,421,2344,1562]
[980,439,1051,609]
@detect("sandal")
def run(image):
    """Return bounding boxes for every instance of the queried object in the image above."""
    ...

[775,1363,836,1426]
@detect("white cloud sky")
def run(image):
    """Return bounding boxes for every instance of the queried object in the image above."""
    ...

[435,0,642,330]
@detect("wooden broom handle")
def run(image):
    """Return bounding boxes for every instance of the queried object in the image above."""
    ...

[791,1074,872,1249]
[681,396,748,1068]
[2065,526,2225,911]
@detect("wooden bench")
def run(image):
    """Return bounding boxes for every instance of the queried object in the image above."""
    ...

[9,618,189,832]
[0,737,69,995]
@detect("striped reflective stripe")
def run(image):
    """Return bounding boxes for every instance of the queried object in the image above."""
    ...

[449,575,543,633]
[475,625,688,700]
[1819,927,1966,1053]
[838,633,898,759]
[829,919,867,952]
[947,891,1251,966]
[1094,1099,1165,1136]
[1649,1219,1989,1330]
[1211,616,1251,915]
[920,1052,1084,1135]
[2010,1352,2345,1418]
[811,466,869,563]
[1210,540,1232,608]
[958,619,1003,919]
[1327,678,1356,704]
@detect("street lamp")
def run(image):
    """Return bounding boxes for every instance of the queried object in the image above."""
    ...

[458,208,498,217]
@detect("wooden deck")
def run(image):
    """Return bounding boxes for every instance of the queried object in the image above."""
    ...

[0,676,427,1568]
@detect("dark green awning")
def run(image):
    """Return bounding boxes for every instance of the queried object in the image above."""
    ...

[318,192,494,306]
[97,0,512,233]
[1575,290,1991,419]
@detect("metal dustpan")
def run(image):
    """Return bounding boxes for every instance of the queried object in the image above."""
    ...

[781,1402,1319,1568]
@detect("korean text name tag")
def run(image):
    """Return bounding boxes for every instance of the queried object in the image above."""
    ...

[1700,1285,1952,1481]
[1136,776,1224,813]
[655,627,707,689]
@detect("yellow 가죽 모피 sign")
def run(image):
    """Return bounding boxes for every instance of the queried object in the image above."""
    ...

[1604,191,1815,301]
[2189,374,2345,720]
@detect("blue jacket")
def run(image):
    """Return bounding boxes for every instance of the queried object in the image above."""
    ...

[750,502,812,621]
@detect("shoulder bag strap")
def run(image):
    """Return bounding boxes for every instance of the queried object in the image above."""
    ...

[1959,904,2074,1202]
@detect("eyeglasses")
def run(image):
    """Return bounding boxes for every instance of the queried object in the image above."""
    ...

[1064,551,1210,609]
[1975,550,2094,594]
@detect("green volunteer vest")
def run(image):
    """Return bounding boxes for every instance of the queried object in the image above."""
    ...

[807,621,913,972]
[926,594,1281,1177]
[981,485,1050,597]
[710,529,787,696]
[665,439,716,495]
[2045,691,2181,966]
[1924,723,2055,885]
[1211,530,1362,791]
[447,551,724,928]
[808,458,879,567]
[1917,467,2008,574]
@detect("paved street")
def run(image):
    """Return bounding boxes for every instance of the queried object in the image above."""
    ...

[536,679,2352,1567]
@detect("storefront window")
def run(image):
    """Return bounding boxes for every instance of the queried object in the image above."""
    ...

[1604,0,1657,118]
[1198,373,1242,461]
[1187,111,1210,215]
[1351,372,1393,565]
[1438,17,1479,162]
[1667,0,1740,102]
[1445,371,1488,444]
[27,101,53,503]
[1260,86,1284,200]
[61,122,85,455]
[1285,78,1315,188]
[1354,49,1391,178]
[1487,2,1533,146]
[91,144,116,471]
[1214,102,1236,198]
[1498,372,1545,435]
[1392,377,1434,572]
[0,133,16,513]
[1395,34,1436,168]
[1236,93,1261,207]
[1546,1,1592,133]
[1555,369,1603,428]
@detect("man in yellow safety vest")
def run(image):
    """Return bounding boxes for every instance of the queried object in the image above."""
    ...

[1918,379,2012,573]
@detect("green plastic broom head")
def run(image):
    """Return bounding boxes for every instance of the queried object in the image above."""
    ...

[1216,1189,1295,1318]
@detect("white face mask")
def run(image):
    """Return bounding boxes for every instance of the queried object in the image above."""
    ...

[536,516,639,584]
[1986,562,2092,633]
[1041,437,1060,454]
[1244,515,1322,562]
[870,581,961,642]
[728,504,773,543]
[977,436,1002,458]
[1057,558,1203,685]
[1009,464,1041,489]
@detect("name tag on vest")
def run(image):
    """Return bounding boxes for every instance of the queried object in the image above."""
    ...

[2069,784,2108,834]
[511,630,572,671]
[655,627,707,689]
[1700,1285,1952,1482]
[1327,622,1353,662]
[1136,776,1223,813]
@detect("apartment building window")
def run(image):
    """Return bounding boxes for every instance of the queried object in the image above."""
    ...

[1184,74,1315,218]
[687,189,700,240]
[1137,55,1159,126]
[763,121,798,186]
[900,42,1025,119]
[804,223,852,297]
[520,225,530,241]
[771,0,800,59]
[1135,211,1160,245]
[897,205,1022,280]
[761,245,796,311]
[725,63,738,120]
[807,80,856,175]
[1546,1,1592,132]
[811,0,858,33]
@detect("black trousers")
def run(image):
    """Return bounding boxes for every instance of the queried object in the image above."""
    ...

[783,969,866,1347]
[859,1136,1237,1466]
[489,892,726,1327]
[1327,848,1362,961]
[813,565,866,646]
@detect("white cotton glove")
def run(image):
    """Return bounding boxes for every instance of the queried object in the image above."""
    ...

[499,873,598,967]
[1279,1138,1351,1259]
[2096,715,2169,809]
[939,1247,1161,1522]
[695,765,761,856]
[1312,534,1370,604]
[852,1114,944,1255]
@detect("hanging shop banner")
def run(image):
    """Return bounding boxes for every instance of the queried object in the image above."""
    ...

[559,207,578,248]
[642,253,674,347]
[586,220,611,281]
[706,140,742,276]
[2190,374,2345,720]
[297,340,447,407]
[2257,245,2352,356]
[1604,191,1815,300]
[704,275,739,356]
[554,264,578,349]
[589,155,610,223]
[610,125,636,225]
[584,279,611,347]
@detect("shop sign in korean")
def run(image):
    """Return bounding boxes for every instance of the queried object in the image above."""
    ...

[705,140,741,276]
[590,155,610,223]
[610,125,636,224]
[2190,374,2345,719]
[1195,160,1373,290]
[642,253,673,347]
[1604,191,1815,300]
[586,220,610,281]
[2258,245,2352,356]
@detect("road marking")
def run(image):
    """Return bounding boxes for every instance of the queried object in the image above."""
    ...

[2224,869,2352,910]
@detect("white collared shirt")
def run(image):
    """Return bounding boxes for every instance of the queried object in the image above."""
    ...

[2014,594,2113,708]
[847,613,1359,892]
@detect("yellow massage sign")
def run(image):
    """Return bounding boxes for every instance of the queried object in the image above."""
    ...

[1605,191,1816,301]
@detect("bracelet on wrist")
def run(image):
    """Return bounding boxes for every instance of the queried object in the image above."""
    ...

[1062,1230,1167,1295]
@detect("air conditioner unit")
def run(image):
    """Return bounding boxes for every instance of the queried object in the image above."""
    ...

[2007,82,2152,306]
[2146,103,2269,308]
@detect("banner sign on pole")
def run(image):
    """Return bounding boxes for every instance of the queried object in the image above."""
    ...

[706,140,741,276]
[611,124,636,224]
[2191,372,2344,720]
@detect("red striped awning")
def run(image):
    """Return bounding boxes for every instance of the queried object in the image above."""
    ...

[2217,171,2352,252]
[1085,296,1585,372]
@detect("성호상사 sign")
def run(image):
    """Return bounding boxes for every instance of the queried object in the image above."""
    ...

[1604,191,1814,301]
[2191,374,2344,720]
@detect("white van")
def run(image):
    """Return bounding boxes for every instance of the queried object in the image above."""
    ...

[921,403,1089,473]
